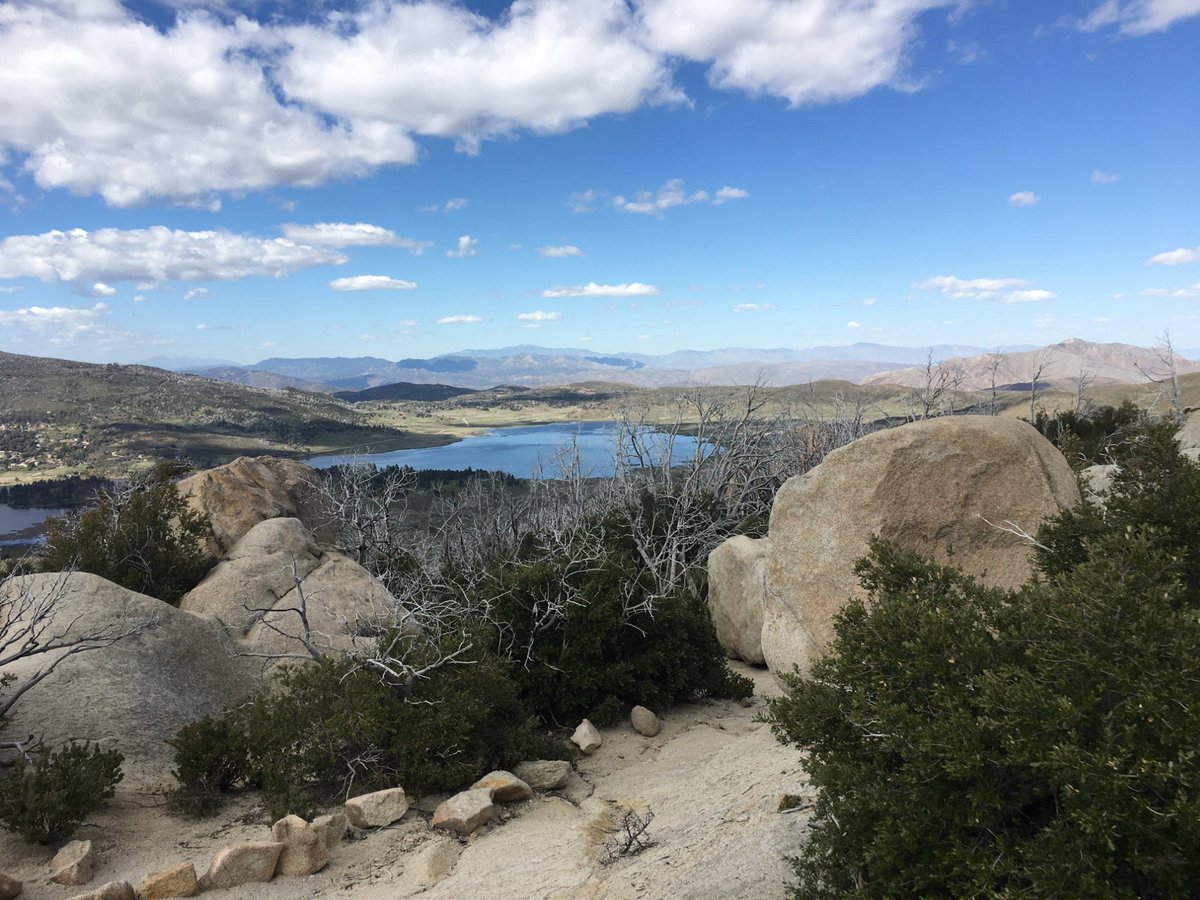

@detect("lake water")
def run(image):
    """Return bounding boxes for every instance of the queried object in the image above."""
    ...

[0,503,67,547]
[307,421,709,479]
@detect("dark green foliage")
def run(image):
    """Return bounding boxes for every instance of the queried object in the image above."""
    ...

[1032,400,1143,466]
[768,420,1200,899]
[170,638,554,820]
[40,460,213,604]
[0,743,124,843]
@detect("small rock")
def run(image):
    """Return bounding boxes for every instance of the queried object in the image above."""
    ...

[198,842,284,892]
[271,814,330,877]
[513,759,571,791]
[51,839,94,886]
[571,719,602,754]
[345,787,409,828]
[630,705,661,737]
[311,811,348,852]
[135,861,198,899]
[0,872,21,900]
[738,695,755,708]
[431,789,495,835]
[402,838,463,888]
[67,882,135,900]
[471,770,534,803]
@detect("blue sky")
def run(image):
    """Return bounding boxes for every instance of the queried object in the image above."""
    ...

[0,0,1197,365]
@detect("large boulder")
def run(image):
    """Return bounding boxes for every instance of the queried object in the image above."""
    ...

[711,417,1080,677]
[706,535,770,665]
[179,517,396,659]
[177,456,333,557]
[0,572,259,776]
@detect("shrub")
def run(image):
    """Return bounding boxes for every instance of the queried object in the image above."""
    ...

[0,742,124,843]
[40,460,213,604]
[768,420,1200,898]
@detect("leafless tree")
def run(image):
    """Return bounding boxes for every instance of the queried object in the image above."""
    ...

[1,567,158,759]
[909,350,966,420]
[1073,365,1097,416]
[1012,347,1058,421]
[982,350,1007,415]
[1136,329,1186,420]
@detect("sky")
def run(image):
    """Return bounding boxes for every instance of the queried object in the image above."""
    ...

[0,0,1197,366]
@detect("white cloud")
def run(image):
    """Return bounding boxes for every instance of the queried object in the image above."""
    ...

[612,178,747,216]
[541,282,660,298]
[195,323,208,330]
[0,226,345,287]
[537,245,583,258]
[713,186,750,204]
[639,0,960,106]
[90,282,117,297]
[1091,169,1120,183]
[447,235,478,258]
[1141,283,1200,298]
[1008,191,1040,207]
[1079,0,1200,35]
[437,314,483,324]
[133,294,146,303]
[0,2,417,206]
[846,320,862,328]
[1004,289,1057,303]
[329,275,418,292]
[861,297,878,306]
[1147,245,1200,266]
[914,275,1032,301]
[732,302,777,312]
[281,222,432,253]
[0,301,110,340]
[568,189,600,213]
[577,336,593,342]
[420,197,469,213]
[518,310,563,321]
[183,287,210,300]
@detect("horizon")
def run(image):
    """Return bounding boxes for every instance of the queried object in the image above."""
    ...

[0,2,1198,366]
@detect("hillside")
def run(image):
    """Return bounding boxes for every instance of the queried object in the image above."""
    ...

[0,351,443,479]
[334,382,479,403]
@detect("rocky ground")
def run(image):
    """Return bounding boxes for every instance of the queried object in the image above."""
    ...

[0,664,813,900]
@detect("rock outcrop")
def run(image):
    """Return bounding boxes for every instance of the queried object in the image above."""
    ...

[198,842,284,891]
[177,456,334,557]
[345,788,409,829]
[471,771,534,804]
[179,517,395,659]
[271,815,330,877]
[135,862,198,899]
[432,790,495,836]
[0,573,259,775]
[51,840,94,886]
[709,417,1080,676]
[630,706,661,737]
[513,760,571,791]
[706,536,769,665]
[571,720,603,755]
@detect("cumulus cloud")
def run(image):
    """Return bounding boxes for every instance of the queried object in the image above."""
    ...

[447,235,478,258]
[0,226,345,287]
[1005,289,1057,303]
[329,275,418,291]
[1008,191,1040,207]
[541,282,660,298]
[90,282,117,297]
[0,301,111,342]
[914,275,1043,302]
[846,320,862,328]
[1078,0,1200,35]
[537,245,583,257]
[182,287,210,300]
[1147,245,1200,265]
[518,310,563,321]
[732,302,776,312]
[612,178,748,216]
[437,314,483,324]
[281,222,432,253]
[638,0,960,106]
[1091,169,1120,183]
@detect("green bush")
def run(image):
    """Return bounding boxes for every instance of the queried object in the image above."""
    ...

[40,461,213,604]
[171,635,556,820]
[0,742,124,843]
[768,420,1200,898]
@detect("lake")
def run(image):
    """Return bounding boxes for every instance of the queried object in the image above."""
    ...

[307,421,710,479]
[0,503,67,547]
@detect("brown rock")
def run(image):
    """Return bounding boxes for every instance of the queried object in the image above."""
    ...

[571,719,602,755]
[471,770,534,803]
[177,456,333,557]
[431,789,495,835]
[512,760,571,791]
[311,811,348,852]
[706,535,769,665]
[630,705,661,737]
[51,839,94,886]
[135,861,198,899]
[270,814,330,877]
[344,787,409,829]
[0,872,21,900]
[400,838,462,888]
[67,882,135,900]
[198,842,283,891]
[759,416,1080,675]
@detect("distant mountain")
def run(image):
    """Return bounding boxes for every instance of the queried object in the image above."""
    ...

[141,355,239,371]
[334,382,479,403]
[187,366,332,393]
[860,339,1200,390]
